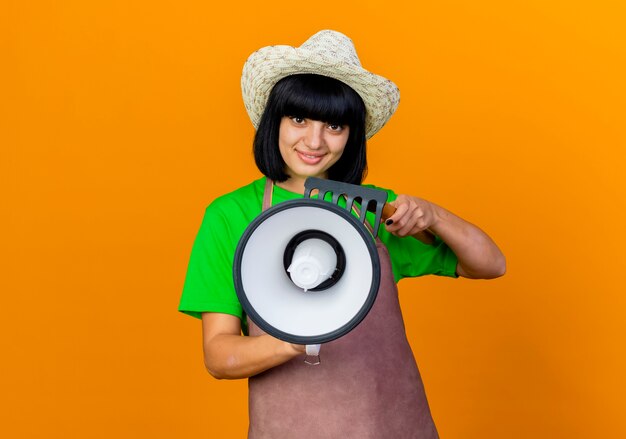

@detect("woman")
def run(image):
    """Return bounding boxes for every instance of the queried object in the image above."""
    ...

[179,30,505,438]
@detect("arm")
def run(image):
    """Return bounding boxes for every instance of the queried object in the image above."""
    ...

[385,195,506,279]
[201,312,305,380]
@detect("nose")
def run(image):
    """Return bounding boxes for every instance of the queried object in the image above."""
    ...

[304,122,325,150]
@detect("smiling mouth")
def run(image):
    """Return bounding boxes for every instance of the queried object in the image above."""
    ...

[297,151,325,164]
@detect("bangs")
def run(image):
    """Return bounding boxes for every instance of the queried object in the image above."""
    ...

[272,74,365,127]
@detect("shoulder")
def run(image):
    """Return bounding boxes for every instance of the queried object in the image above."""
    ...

[198,177,266,241]
[205,177,265,217]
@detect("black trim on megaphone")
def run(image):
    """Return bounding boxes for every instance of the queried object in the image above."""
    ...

[233,199,381,345]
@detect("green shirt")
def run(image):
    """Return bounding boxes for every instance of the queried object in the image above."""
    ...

[179,177,458,325]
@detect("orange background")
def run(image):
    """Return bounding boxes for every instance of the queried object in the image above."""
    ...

[3,1,625,437]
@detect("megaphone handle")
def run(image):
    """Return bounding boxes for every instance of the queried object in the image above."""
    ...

[304,344,321,366]
[381,204,437,246]
[306,344,321,355]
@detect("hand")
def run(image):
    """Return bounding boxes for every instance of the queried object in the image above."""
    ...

[385,194,439,238]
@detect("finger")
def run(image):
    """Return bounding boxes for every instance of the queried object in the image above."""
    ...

[385,201,409,227]
[387,204,420,235]
[396,208,424,237]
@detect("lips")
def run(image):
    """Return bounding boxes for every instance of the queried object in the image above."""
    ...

[296,150,325,165]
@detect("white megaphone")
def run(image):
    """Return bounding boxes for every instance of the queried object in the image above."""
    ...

[233,178,392,361]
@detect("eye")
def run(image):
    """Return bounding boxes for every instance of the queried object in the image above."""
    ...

[290,116,306,124]
[327,123,344,132]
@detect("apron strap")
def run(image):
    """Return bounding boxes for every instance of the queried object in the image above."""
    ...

[352,205,383,245]
[262,177,273,211]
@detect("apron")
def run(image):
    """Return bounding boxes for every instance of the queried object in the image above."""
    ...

[247,179,439,439]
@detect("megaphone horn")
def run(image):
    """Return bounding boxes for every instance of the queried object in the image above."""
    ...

[233,178,392,360]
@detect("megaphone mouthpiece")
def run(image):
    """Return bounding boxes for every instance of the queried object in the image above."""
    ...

[287,238,337,291]
[283,229,346,292]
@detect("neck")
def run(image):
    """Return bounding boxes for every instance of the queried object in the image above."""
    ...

[275,177,306,194]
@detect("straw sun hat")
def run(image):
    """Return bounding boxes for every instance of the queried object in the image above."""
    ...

[241,30,400,139]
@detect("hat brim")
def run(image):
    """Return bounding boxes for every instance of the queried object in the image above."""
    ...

[241,45,399,139]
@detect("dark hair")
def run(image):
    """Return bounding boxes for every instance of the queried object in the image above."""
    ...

[253,74,367,185]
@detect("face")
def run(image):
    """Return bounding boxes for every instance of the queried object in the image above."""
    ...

[278,116,350,189]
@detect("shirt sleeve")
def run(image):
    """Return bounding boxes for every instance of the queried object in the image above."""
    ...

[178,202,243,321]
[386,234,459,282]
